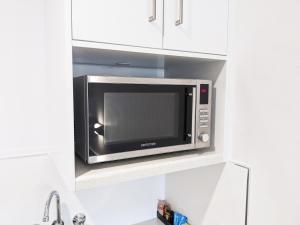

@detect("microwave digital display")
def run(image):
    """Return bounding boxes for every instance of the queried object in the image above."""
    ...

[200,84,209,104]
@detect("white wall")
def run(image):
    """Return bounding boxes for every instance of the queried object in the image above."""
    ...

[228,0,300,224]
[0,0,49,157]
[44,0,75,191]
[165,163,248,225]
[0,155,96,225]
[77,176,165,225]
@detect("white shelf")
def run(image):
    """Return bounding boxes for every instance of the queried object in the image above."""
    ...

[134,219,164,225]
[72,40,227,62]
[75,151,224,191]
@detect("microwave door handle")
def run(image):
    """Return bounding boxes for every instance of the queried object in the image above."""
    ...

[191,87,196,144]
[92,122,104,136]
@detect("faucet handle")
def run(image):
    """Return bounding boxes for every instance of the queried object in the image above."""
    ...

[73,213,86,225]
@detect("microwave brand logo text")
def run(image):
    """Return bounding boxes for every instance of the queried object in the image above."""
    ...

[141,142,157,148]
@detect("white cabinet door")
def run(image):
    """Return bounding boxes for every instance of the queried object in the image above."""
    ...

[72,0,163,48]
[163,0,228,55]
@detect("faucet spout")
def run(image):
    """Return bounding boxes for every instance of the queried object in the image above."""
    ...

[43,191,64,225]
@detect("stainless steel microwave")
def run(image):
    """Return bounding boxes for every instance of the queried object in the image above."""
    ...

[73,75,212,164]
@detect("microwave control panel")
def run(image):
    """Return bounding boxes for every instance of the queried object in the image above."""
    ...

[195,82,212,148]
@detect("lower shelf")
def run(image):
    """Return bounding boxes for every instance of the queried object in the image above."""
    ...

[134,218,164,225]
[75,150,224,191]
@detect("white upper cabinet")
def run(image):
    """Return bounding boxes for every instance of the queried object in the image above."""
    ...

[72,0,164,48]
[163,0,228,55]
[72,0,228,55]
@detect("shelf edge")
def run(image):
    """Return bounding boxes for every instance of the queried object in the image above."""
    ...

[72,40,227,61]
[75,153,225,191]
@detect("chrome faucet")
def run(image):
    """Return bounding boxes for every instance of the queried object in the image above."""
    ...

[43,191,64,225]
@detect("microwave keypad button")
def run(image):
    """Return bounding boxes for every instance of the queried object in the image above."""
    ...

[200,119,208,123]
[200,110,209,114]
[200,114,208,118]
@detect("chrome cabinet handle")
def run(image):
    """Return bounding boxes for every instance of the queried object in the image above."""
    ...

[175,0,183,26]
[149,0,156,22]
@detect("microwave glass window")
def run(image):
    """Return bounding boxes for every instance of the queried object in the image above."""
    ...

[87,82,192,156]
[104,92,179,144]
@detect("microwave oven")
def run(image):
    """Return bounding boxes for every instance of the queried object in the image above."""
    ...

[73,76,212,164]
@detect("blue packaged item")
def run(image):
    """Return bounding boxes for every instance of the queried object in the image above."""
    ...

[173,212,188,225]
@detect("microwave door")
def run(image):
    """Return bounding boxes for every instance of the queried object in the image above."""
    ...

[87,83,195,160]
